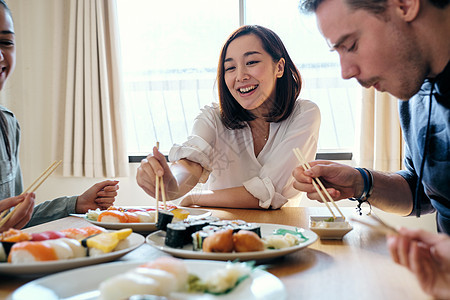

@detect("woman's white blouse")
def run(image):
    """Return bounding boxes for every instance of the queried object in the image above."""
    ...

[169,99,320,209]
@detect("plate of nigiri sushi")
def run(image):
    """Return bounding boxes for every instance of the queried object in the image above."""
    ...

[0,227,145,275]
[146,222,318,261]
[72,205,211,232]
[10,256,287,300]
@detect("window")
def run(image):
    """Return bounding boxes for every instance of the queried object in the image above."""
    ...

[117,0,359,159]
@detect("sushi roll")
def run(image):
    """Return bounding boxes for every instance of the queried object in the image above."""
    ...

[156,210,174,231]
[191,230,211,251]
[182,220,207,245]
[165,223,187,248]
[237,223,261,238]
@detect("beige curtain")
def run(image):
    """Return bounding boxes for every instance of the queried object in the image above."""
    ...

[355,88,403,172]
[54,0,128,178]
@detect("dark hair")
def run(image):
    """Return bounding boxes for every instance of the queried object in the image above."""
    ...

[299,0,449,15]
[0,0,11,16]
[217,25,302,129]
[0,0,12,161]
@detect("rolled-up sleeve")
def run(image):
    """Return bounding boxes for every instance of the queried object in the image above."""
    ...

[243,176,288,209]
[169,136,212,183]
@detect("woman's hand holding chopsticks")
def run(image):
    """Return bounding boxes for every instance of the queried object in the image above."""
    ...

[136,146,172,202]
[0,193,34,232]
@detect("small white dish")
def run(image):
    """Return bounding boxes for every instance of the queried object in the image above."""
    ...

[309,216,353,240]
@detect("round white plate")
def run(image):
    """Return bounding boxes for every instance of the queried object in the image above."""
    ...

[10,259,287,300]
[71,207,212,232]
[146,223,318,261]
[0,233,144,275]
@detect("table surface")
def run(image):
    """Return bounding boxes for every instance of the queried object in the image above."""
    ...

[0,207,431,300]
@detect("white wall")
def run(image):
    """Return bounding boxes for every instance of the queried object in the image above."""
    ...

[2,1,437,233]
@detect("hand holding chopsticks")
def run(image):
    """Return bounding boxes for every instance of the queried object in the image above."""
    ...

[293,148,345,220]
[155,142,167,217]
[0,160,62,227]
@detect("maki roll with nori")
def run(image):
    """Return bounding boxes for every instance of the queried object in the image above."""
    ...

[165,223,187,248]
[157,210,174,231]
[184,220,209,245]
[191,225,223,251]
[238,223,261,238]
[191,229,211,251]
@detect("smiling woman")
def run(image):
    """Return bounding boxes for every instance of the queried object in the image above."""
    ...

[117,0,359,157]
[135,25,320,210]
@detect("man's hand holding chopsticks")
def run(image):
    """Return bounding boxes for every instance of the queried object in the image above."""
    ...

[0,193,35,232]
[292,160,361,201]
[75,180,119,213]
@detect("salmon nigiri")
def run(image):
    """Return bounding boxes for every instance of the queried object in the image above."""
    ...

[98,210,128,223]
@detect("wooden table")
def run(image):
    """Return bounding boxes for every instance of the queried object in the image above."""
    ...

[0,207,431,300]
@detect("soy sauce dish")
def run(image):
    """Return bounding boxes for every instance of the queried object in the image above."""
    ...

[309,216,353,240]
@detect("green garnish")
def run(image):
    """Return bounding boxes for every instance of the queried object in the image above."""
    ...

[273,228,309,241]
[187,274,207,293]
[324,217,335,222]
[186,261,257,295]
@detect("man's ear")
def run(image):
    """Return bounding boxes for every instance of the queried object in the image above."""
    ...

[393,0,420,22]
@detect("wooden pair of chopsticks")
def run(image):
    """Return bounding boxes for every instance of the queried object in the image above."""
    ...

[350,213,398,235]
[293,148,345,220]
[154,142,167,222]
[0,160,62,227]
